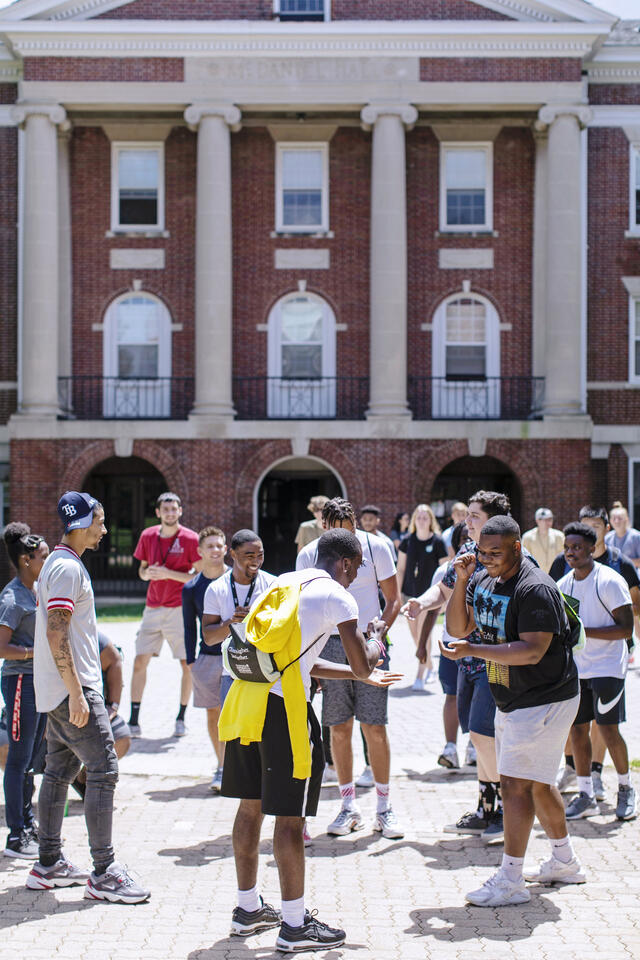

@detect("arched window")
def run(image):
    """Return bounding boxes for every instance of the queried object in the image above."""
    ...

[103,293,172,418]
[431,293,500,418]
[267,293,336,417]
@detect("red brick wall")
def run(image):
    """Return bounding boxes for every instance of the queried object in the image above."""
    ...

[607,444,629,510]
[0,83,17,104]
[420,58,582,82]
[589,85,640,106]
[0,125,18,421]
[95,0,273,18]
[69,125,196,379]
[588,392,640,423]
[23,57,184,82]
[231,127,370,390]
[333,0,511,18]
[406,126,535,383]
[587,127,637,390]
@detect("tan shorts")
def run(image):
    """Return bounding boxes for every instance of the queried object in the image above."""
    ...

[136,605,186,660]
[494,693,580,785]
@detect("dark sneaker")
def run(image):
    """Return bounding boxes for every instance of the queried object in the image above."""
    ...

[616,784,637,821]
[481,811,504,843]
[276,910,346,953]
[26,857,90,889]
[565,792,600,820]
[230,897,281,936]
[443,810,485,834]
[84,861,150,904]
[4,830,38,860]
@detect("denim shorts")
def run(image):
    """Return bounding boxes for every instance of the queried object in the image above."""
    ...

[438,654,458,696]
[457,668,496,737]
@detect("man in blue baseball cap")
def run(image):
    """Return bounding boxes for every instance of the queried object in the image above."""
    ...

[57,491,100,533]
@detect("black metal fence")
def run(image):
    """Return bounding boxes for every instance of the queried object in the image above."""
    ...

[58,377,194,420]
[408,377,545,421]
[233,376,370,420]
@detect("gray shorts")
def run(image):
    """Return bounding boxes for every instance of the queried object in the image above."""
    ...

[321,635,389,727]
[494,694,580,786]
[190,654,224,709]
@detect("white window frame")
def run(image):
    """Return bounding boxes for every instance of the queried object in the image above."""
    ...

[110,141,165,233]
[275,142,329,234]
[630,295,640,384]
[630,143,640,236]
[274,0,330,20]
[630,457,640,529]
[439,142,493,233]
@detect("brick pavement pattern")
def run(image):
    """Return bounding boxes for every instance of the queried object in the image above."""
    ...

[1,618,639,959]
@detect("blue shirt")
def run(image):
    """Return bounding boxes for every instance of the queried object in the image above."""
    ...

[182,569,228,663]
[0,577,37,678]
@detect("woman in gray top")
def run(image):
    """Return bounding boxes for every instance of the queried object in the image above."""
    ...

[0,522,49,859]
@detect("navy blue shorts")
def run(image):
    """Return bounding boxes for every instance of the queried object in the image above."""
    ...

[457,668,496,738]
[439,653,458,696]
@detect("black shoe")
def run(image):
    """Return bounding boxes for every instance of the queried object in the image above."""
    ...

[443,809,486,834]
[4,830,39,860]
[276,910,346,953]
[230,898,281,936]
[481,811,504,843]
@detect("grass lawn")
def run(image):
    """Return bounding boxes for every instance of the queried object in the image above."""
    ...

[97,603,145,622]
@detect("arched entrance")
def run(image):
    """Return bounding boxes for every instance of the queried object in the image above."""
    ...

[256,456,344,575]
[431,456,523,528]
[83,456,167,596]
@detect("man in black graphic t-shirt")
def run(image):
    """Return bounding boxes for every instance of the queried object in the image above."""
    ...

[444,515,583,908]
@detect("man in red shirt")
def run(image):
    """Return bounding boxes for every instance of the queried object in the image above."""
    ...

[128,493,201,738]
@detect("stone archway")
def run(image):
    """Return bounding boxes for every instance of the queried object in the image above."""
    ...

[430,454,524,528]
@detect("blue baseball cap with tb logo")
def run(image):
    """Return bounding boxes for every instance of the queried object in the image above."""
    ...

[57,491,99,532]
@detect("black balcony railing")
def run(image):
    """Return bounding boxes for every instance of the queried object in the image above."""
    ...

[58,377,194,420]
[408,377,545,421]
[233,377,369,420]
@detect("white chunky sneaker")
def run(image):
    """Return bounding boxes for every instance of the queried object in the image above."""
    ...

[356,765,374,788]
[326,807,364,836]
[438,742,460,770]
[523,856,586,885]
[556,764,578,793]
[373,807,404,840]
[466,869,530,907]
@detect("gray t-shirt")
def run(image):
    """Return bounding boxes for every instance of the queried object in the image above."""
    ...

[605,528,640,561]
[0,577,37,678]
[34,544,102,713]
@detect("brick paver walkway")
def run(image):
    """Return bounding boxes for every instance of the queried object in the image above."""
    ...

[2,617,639,959]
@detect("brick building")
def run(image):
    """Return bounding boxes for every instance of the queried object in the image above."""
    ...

[0,0,639,589]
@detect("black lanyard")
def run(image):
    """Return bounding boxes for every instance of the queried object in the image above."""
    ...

[157,530,179,566]
[230,573,257,609]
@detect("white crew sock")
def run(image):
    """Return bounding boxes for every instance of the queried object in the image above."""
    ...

[501,853,524,883]
[375,782,390,814]
[549,835,575,864]
[339,782,357,811]
[618,772,631,787]
[577,775,594,797]
[237,885,260,913]
[281,896,305,928]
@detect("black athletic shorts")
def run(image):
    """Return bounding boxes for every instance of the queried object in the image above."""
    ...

[573,676,626,726]
[221,693,324,817]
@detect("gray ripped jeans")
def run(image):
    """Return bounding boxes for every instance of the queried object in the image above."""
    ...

[38,688,118,874]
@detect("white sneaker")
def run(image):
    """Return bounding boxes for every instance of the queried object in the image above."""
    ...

[411,677,425,692]
[327,807,363,836]
[556,764,578,793]
[173,719,187,737]
[466,869,530,907]
[356,765,374,788]
[373,807,404,839]
[464,741,477,767]
[592,770,605,802]
[210,768,223,793]
[523,855,586,885]
[129,724,142,739]
[322,764,338,784]
[438,742,460,770]
[425,670,436,684]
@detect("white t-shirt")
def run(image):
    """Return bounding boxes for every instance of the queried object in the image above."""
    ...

[296,528,396,631]
[34,544,103,713]
[203,568,277,676]
[558,564,632,679]
[269,569,359,700]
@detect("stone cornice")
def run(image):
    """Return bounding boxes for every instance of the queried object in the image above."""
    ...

[184,102,241,132]
[11,101,67,125]
[360,103,418,131]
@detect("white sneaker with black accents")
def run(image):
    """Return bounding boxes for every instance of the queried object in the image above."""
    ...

[84,861,150,904]
[523,856,586,885]
[230,898,281,936]
[129,724,142,739]
[556,764,577,793]
[466,869,530,907]
[464,741,477,767]
[565,792,600,819]
[276,910,346,952]
[326,807,363,836]
[210,767,223,793]
[26,857,90,889]
[373,807,404,839]
[438,742,460,770]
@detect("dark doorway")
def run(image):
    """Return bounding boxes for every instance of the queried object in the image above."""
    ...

[258,458,343,575]
[83,456,167,596]
[431,456,522,529]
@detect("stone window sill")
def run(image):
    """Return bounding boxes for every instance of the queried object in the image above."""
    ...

[270,230,334,239]
[435,230,499,239]
[106,230,170,239]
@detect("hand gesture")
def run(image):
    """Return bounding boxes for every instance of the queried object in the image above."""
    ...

[367,617,387,640]
[363,669,404,688]
[453,552,476,584]
[438,636,472,661]
[416,640,427,664]
[147,564,169,581]
[69,691,90,727]
[401,598,423,620]
[230,606,249,624]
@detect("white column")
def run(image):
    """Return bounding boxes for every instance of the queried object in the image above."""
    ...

[361,103,417,419]
[538,104,591,417]
[12,104,66,417]
[531,126,547,380]
[184,103,241,419]
[58,125,73,408]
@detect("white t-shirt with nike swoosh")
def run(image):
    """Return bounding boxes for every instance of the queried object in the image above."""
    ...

[558,564,632,680]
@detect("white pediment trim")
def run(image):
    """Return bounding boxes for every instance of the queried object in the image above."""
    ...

[0,0,619,24]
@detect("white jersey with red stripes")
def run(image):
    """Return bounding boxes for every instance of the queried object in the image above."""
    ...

[33,543,102,713]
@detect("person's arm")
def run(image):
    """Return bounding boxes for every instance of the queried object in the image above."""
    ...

[0,623,32,661]
[378,573,401,631]
[630,585,640,617]
[100,644,123,717]
[145,566,197,584]
[47,609,89,727]
[336,618,381,679]
[395,550,406,593]
[310,660,402,687]
[585,603,634,641]
[182,586,198,664]
[444,553,477,639]
[402,578,452,619]
[138,559,151,582]
[440,630,554,666]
